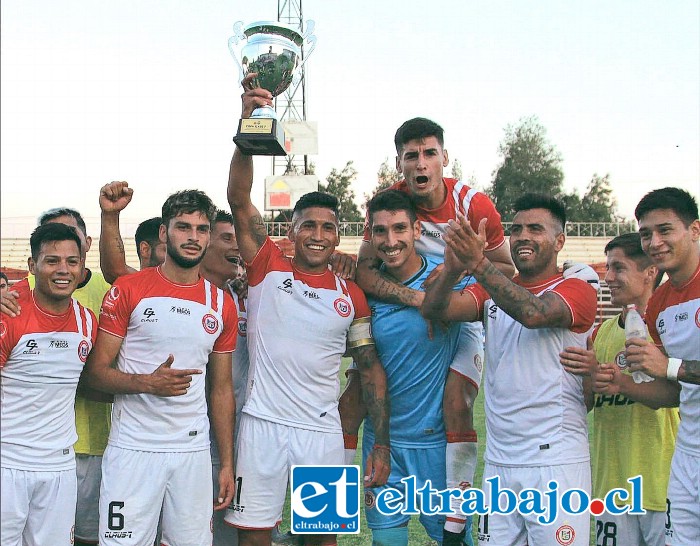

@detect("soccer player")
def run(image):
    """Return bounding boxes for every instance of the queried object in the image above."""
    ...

[1,223,97,546]
[85,189,238,546]
[625,188,700,546]
[362,189,466,545]
[560,232,679,546]
[99,180,165,281]
[422,193,597,546]
[0,272,9,293]
[347,117,514,545]
[225,80,390,546]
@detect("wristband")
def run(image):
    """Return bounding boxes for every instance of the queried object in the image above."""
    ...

[666,358,682,381]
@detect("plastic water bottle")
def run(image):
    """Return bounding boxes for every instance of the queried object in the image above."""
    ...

[624,304,654,383]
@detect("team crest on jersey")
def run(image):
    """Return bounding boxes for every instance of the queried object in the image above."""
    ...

[334,298,351,318]
[78,340,90,363]
[614,350,628,369]
[238,317,247,337]
[0,322,6,338]
[202,313,219,334]
[364,490,376,509]
[105,286,120,307]
[70,525,74,544]
[695,307,700,328]
[555,524,575,545]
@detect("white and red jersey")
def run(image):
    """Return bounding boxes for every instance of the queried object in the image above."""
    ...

[0,291,96,471]
[243,237,371,432]
[646,262,700,457]
[363,178,506,259]
[98,267,237,452]
[464,275,597,466]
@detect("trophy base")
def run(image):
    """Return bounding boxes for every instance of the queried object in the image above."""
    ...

[233,118,287,156]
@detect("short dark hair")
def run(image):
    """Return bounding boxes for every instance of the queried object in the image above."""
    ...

[634,187,699,226]
[0,272,9,284]
[292,191,339,220]
[134,217,162,254]
[513,193,567,231]
[394,117,445,154]
[214,208,234,225]
[604,232,653,270]
[38,207,88,236]
[161,190,217,227]
[367,190,417,226]
[30,223,82,260]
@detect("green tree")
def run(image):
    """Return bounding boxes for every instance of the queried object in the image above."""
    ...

[487,116,565,220]
[364,159,402,202]
[319,161,363,222]
[450,158,463,181]
[577,173,618,222]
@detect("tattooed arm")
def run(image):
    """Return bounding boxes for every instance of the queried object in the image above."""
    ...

[99,181,137,283]
[356,241,424,307]
[348,343,390,487]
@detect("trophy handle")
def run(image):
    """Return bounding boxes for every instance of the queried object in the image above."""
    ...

[293,20,317,87]
[228,21,247,84]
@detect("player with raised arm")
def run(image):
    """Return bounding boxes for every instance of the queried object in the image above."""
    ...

[344,117,514,545]
[1,223,97,546]
[560,232,680,546]
[225,76,390,546]
[85,189,238,546]
[422,194,597,546]
[626,188,700,546]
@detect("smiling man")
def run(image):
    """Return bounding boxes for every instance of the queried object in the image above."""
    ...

[422,193,597,546]
[225,78,390,546]
[1,223,97,546]
[85,189,238,546]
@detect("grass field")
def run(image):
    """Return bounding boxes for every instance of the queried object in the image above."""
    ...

[276,358,595,545]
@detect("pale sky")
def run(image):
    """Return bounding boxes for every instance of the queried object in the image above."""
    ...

[2,0,698,238]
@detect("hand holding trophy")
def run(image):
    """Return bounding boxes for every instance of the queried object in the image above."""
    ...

[229,20,317,156]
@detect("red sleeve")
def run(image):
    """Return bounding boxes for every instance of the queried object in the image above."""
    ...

[551,278,597,333]
[212,291,238,353]
[0,317,15,366]
[468,192,506,251]
[98,280,134,338]
[461,283,488,320]
[246,237,282,287]
[346,281,370,320]
[590,322,602,343]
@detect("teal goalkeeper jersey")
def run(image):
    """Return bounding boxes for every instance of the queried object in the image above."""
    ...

[364,255,462,448]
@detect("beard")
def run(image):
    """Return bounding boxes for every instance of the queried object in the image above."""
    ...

[166,239,206,269]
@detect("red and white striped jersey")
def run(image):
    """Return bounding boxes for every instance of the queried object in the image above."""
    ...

[364,178,506,259]
[1,291,96,470]
[98,266,237,452]
[243,238,371,432]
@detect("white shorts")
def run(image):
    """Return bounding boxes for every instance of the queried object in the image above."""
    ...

[99,446,213,546]
[478,461,591,546]
[449,321,484,389]
[596,509,667,546]
[75,453,103,543]
[1,466,77,546]
[667,449,700,546]
[225,414,344,530]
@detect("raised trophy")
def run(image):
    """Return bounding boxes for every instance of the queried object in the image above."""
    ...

[228,20,317,156]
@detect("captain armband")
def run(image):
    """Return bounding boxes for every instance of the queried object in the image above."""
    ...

[348,317,374,349]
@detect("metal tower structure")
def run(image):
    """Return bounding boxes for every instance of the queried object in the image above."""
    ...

[275,0,310,176]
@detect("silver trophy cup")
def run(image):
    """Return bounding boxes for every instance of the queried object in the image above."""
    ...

[229,20,316,155]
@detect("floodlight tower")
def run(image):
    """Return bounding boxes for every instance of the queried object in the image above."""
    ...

[275,0,311,176]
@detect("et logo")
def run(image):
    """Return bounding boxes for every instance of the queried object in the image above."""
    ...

[290,466,360,535]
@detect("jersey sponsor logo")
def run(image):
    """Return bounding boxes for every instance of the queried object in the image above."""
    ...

[237,317,247,337]
[675,311,688,322]
[202,313,219,334]
[657,318,666,335]
[595,393,635,407]
[78,340,90,363]
[49,339,69,349]
[170,305,191,315]
[303,290,320,300]
[291,465,360,535]
[22,339,40,355]
[278,278,293,294]
[555,524,575,545]
[488,303,498,320]
[141,308,158,323]
[421,228,442,239]
[334,298,351,318]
